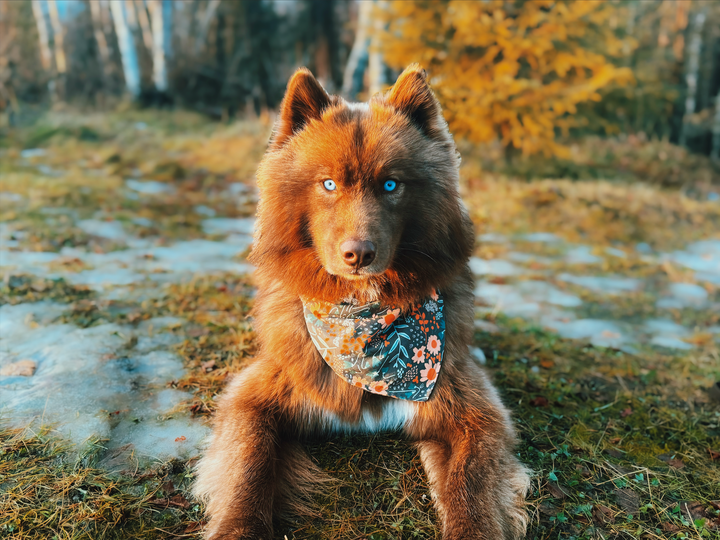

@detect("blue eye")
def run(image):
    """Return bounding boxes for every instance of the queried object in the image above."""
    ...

[383,180,397,192]
[323,179,336,191]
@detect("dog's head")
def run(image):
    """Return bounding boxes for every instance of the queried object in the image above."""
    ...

[251,65,474,307]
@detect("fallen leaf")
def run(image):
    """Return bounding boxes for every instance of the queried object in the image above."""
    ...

[592,504,615,525]
[547,483,569,499]
[530,396,549,407]
[201,359,216,372]
[175,436,187,442]
[575,464,592,478]
[667,458,685,469]
[184,521,206,533]
[661,522,680,533]
[539,359,555,369]
[620,408,632,418]
[169,493,191,509]
[614,488,639,514]
[0,359,37,377]
[539,502,559,516]
[605,448,624,459]
[708,448,720,460]
[162,480,175,495]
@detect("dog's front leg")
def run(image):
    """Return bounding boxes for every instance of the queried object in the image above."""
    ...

[410,382,530,539]
[194,374,280,540]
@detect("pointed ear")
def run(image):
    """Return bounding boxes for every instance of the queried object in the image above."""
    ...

[386,64,446,139]
[270,68,332,149]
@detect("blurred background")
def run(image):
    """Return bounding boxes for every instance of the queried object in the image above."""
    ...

[1,0,720,170]
[2,3,720,539]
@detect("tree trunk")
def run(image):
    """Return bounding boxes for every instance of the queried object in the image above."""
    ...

[31,0,53,72]
[110,0,142,97]
[712,91,720,162]
[342,0,372,100]
[147,0,171,93]
[679,9,706,146]
[134,0,154,52]
[89,0,112,87]
[367,0,386,97]
[194,0,221,56]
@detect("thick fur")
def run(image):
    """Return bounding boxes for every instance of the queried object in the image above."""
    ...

[194,65,530,539]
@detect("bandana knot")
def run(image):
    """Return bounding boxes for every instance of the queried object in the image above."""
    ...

[302,292,445,401]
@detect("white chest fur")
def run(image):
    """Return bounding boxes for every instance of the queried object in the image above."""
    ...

[317,398,418,435]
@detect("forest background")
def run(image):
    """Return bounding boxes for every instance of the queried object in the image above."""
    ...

[1,0,720,170]
[2,2,720,540]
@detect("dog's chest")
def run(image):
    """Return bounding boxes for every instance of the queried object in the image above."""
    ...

[311,398,417,435]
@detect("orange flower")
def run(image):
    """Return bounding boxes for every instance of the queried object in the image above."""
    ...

[368,380,388,395]
[412,346,426,364]
[420,361,440,387]
[351,376,368,389]
[426,334,441,356]
[381,308,401,328]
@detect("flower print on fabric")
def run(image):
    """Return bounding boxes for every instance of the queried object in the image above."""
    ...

[302,291,446,402]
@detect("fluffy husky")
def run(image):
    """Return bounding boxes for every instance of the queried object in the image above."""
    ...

[194,65,530,540]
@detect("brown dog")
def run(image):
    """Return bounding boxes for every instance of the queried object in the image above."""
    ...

[194,64,530,539]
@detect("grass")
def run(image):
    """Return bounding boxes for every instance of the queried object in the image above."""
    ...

[1,110,719,539]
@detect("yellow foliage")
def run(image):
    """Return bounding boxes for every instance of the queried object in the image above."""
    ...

[375,0,635,157]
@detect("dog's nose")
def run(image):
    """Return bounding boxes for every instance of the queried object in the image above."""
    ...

[340,240,376,268]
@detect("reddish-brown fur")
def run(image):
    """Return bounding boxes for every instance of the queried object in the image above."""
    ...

[194,65,530,539]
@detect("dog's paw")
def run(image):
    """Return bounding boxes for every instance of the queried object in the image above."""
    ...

[204,520,272,540]
[496,458,532,539]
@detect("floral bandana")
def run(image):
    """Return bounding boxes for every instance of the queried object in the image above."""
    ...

[302,292,445,401]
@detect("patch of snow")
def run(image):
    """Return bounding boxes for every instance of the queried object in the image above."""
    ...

[474,282,540,316]
[558,273,641,294]
[548,319,628,348]
[517,280,582,307]
[202,217,255,236]
[20,148,47,159]
[650,336,693,350]
[195,205,216,217]
[477,233,508,243]
[506,252,556,265]
[131,217,153,227]
[0,307,209,467]
[77,219,127,240]
[565,246,603,265]
[643,319,689,337]
[657,282,709,309]
[520,232,562,243]
[0,192,24,203]
[605,247,627,258]
[125,179,175,194]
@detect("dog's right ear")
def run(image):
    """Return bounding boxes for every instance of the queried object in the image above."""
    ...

[270,68,331,149]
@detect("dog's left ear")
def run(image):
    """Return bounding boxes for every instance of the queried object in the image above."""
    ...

[271,68,332,149]
[387,64,447,140]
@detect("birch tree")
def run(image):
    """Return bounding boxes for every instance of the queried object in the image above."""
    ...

[147,0,171,92]
[89,0,112,86]
[110,0,141,97]
[134,0,154,52]
[342,0,371,100]
[679,9,706,146]
[712,91,720,161]
[31,0,52,72]
[46,0,66,75]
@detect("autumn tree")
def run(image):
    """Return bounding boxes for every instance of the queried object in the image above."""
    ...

[375,0,634,157]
